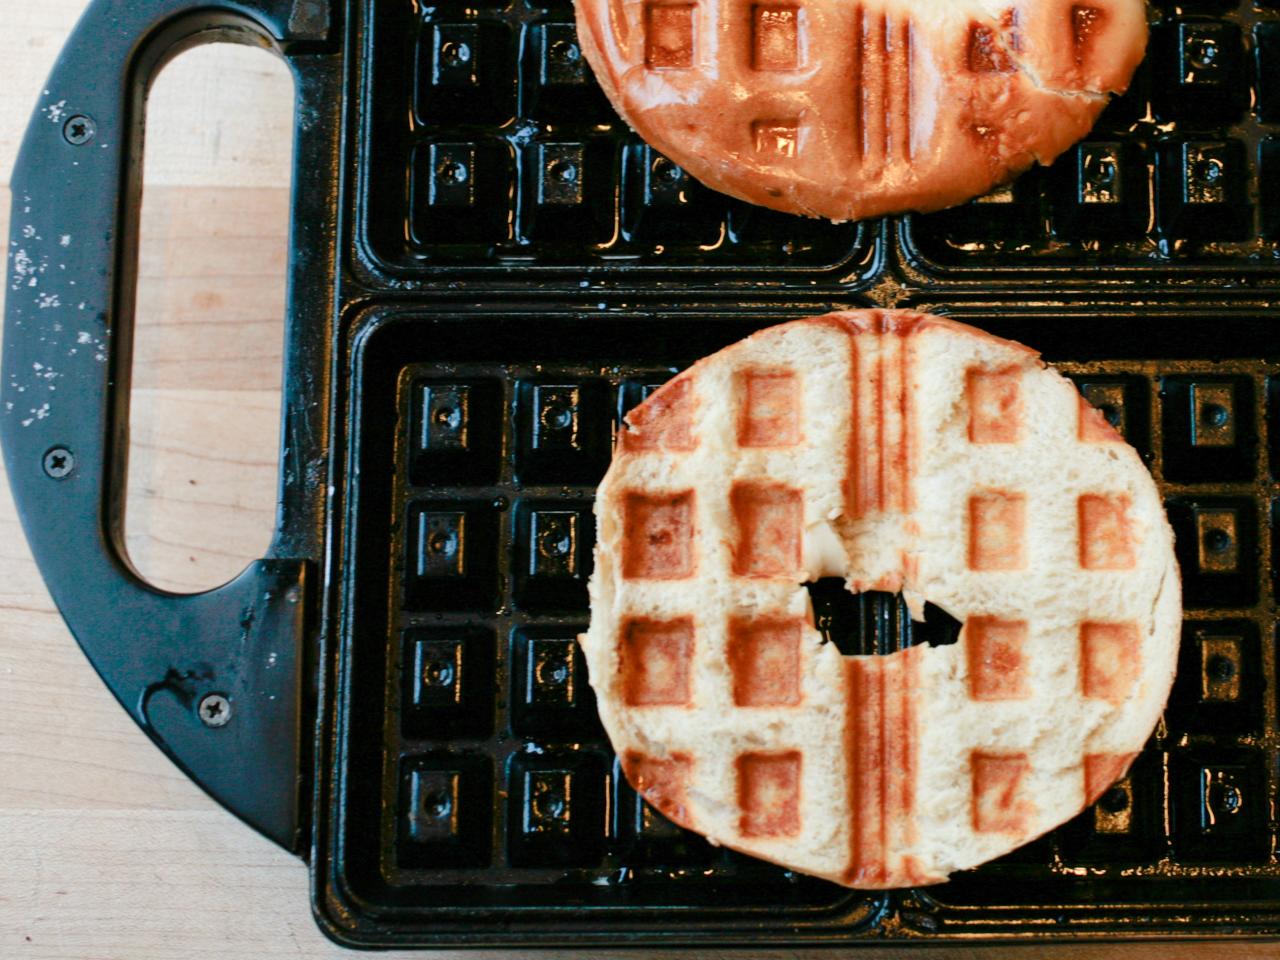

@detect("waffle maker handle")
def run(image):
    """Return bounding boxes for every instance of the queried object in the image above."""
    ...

[1,0,337,854]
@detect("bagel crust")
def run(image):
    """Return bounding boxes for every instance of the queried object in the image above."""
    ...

[573,0,1148,220]
[581,311,1181,888]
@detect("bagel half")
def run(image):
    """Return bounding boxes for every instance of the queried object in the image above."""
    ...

[580,311,1180,887]
[574,0,1148,220]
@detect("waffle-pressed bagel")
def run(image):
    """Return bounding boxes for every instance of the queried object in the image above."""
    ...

[574,0,1147,220]
[581,311,1180,887]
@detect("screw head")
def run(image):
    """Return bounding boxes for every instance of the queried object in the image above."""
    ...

[198,693,232,728]
[548,158,579,184]
[439,40,471,66]
[62,115,96,146]
[1205,527,1232,553]
[42,447,74,479]
[1202,402,1230,428]
[1208,653,1236,682]
[654,157,683,182]
[1099,785,1130,813]
[436,160,468,184]
[423,791,452,818]
[550,39,580,64]
[538,526,572,558]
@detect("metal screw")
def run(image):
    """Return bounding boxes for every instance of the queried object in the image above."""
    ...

[1099,785,1129,813]
[1205,528,1232,553]
[1202,402,1229,427]
[1190,39,1218,71]
[42,447,74,479]
[439,40,471,66]
[550,39,580,63]
[427,529,458,556]
[63,115,96,146]
[423,791,452,818]
[538,526,572,558]
[654,157,683,182]
[548,159,579,184]
[1208,653,1236,682]
[198,693,232,728]
[436,161,468,184]
[423,659,455,687]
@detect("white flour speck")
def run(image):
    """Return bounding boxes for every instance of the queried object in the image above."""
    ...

[59,235,71,247]
[77,331,92,344]
[45,100,67,123]
[36,293,61,309]
[32,362,43,371]
[22,225,36,239]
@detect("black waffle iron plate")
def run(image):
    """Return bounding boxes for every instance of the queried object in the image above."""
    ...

[6,0,1280,948]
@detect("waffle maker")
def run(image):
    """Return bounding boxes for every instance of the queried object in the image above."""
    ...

[5,0,1280,947]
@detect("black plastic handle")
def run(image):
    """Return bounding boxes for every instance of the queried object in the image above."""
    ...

[1,0,338,853]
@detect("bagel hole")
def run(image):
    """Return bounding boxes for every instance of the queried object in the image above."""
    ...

[803,579,962,656]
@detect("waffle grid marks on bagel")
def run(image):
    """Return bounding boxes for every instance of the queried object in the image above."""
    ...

[581,311,1181,888]
[574,0,1148,220]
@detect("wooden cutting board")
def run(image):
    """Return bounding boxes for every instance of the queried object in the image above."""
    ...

[0,2,1272,957]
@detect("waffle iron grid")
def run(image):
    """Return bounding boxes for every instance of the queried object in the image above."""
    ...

[324,306,1280,942]
[360,0,1280,280]
[323,0,1280,943]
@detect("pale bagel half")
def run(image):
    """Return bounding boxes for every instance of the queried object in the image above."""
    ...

[580,310,1180,887]
[574,0,1147,220]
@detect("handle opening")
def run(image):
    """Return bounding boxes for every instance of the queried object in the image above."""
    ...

[125,41,295,594]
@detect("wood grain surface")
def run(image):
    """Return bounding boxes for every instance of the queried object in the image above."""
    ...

[0,2,1271,958]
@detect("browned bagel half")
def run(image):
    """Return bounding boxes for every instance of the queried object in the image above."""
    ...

[574,0,1148,220]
